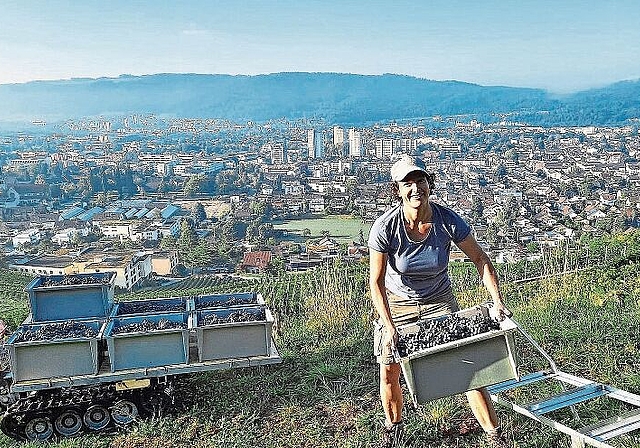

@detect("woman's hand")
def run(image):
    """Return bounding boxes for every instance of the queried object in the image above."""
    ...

[385,325,400,360]
[384,325,398,347]
[489,302,512,321]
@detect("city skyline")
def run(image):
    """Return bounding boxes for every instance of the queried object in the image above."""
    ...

[1,0,639,93]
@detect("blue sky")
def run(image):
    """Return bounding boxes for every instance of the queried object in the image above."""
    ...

[1,0,639,93]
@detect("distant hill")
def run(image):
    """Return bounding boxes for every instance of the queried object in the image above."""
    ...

[0,72,638,125]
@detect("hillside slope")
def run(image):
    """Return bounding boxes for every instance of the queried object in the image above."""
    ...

[3,72,639,125]
[1,231,640,447]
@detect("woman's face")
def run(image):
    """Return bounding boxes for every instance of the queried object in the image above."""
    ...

[397,171,430,207]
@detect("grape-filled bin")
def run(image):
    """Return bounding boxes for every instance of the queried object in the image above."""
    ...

[6,320,103,382]
[104,313,190,372]
[192,306,274,361]
[111,297,189,317]
[191,292,264,311]
[399,305,518,405]
[26,272,116,322]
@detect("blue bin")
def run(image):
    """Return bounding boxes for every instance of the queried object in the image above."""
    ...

[111,297,188,317]
[26,272,116,322]
[104,313,189,372]
[6,320,103,382]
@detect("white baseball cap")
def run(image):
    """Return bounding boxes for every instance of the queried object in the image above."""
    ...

[390,155,428,182]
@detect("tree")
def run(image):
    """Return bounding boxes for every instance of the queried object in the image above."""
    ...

[484,222,499,247]
[502,197,519,226]
[76,175,93,200]
[118,168,136,197]
[254,222,273,247]
[191,241,212,271]
[70,232,83,247]
[178,220,198,250]
[184,175,205,197]
[526,242,540,254]
[210,217,239,264]
[471,196,485,223]
[265,256,286,275]
[250,200,267,218]
[191,202,207,225]
[36,239,55,253]
[245,220,260,244]
[177,220,199,270]
[160,235,178,250]
[215,170,239,195]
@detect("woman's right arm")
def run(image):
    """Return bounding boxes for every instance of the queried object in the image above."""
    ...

[369,248,398,346]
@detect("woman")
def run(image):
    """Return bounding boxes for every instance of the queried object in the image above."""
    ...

[368,155,511,448]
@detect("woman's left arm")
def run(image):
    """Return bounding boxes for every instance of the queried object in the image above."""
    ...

[456,234,511,320]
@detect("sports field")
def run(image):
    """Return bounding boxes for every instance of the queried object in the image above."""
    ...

[272,215,372,243]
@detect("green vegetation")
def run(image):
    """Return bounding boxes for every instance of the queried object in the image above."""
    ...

[2,231,640,447]
[4,73,640,126]
[0,270,33,330]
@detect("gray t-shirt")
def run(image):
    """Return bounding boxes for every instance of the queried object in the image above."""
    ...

[368,202,471,303]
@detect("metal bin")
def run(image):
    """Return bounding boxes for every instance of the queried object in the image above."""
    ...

[111,297,188,317]
[399,305,518,405]
[191,292,264,311]
[104,313,189,372]
[6,320,103,382]
[26,272,116,322]
[193,307,274,361]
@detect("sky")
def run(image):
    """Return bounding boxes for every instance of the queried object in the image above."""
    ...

[1,0,639,93]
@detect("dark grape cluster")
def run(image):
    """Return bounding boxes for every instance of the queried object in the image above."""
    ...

[201,308,266,325]
[112,318,186,335]
[0,345,11,371]
[14,321,98,343]
[40,275,108,287]
[397,314,501,357]
[197,295,256,309]
[116,301,183,315]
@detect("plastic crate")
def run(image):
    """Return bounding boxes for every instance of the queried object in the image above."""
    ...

[191,292,263,311]
[26,272,116,322]
[6,320,103,382]
[104,313,189,372]
[111,297,188,317]
[192,306,274,361]
[399,305,518,405]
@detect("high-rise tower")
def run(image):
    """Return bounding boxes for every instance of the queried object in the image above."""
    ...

[348,128,362,157]
[307,129,324,159]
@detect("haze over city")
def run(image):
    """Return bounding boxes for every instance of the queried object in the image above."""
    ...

[1,0,639,93]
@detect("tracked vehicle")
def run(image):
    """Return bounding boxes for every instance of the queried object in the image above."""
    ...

[0,272,281,441]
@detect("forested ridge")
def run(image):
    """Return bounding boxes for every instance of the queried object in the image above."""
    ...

[1,73,639,126]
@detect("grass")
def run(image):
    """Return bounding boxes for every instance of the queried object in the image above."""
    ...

[2,231,640,447]
[0,270,33,330]
[272,215,371,243]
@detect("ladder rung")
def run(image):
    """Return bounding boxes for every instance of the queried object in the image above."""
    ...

[526,383,609,415]
[579,408,640,440]
[487,371,554,394]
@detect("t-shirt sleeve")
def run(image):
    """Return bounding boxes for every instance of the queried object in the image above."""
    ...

[445,208,472,243]
[368,216,390,253]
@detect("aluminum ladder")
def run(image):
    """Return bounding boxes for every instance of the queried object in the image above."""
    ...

[487,320,640,448]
